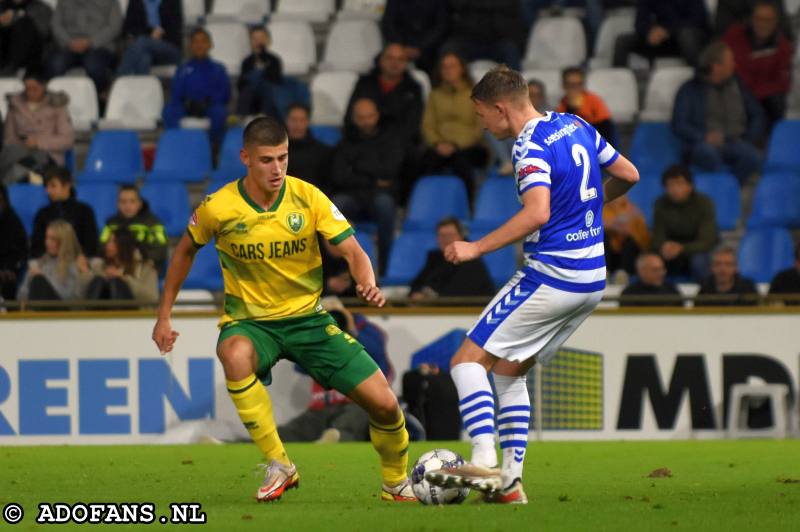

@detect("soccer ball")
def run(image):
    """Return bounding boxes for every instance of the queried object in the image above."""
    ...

[411,448,470,505]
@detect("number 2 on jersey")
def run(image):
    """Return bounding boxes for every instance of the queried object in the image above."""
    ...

[572,144,597,202]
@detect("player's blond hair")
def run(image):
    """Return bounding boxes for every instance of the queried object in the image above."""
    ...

[46,219,83,279]
[471,65,529,105]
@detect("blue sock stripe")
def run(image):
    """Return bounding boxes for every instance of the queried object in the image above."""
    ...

[499,405,531,414]
[497,416,531,426]
[500,439,529,449]
[463,411,494,429]
[498,427,530,437]
[459,400,495,418]
[468,425,496,438]
[459,390,494,406]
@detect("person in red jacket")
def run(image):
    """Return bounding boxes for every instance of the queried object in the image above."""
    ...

[723,0,792,129]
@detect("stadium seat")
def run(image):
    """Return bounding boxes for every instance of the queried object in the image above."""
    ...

[521,68,562,109]
[318,19,383,73]
[8,183,47,236]
[206,0,270,24]
[639,66,694,121]
[205,179,233,195]
[355,232,378,271]
[47,76,99,131]
[182,0,205,26]
[747,173,800,229]
[0,77,23,118]
[147,129,212,183]
[272,0,336,23]
[472,229,518,288]
[764,120,800,173]
[523,16,586,70]
[310,71,359,125]
[586,68,639,123]
[410,68,431,102]
[79,130,143,183]
[337,0,385,20]
[693,172,741,231]
[267,20,316,76]
[473,176,519,232]
[737,228,795,283]
[76,183,119,232]
[139,182,191,237]
[383,230,438,286]
[628,122,682,175]
[205,21,249,76]
[626,176,662,227]
[213,127,245,181]
[469,60,499,84]
[404,175,470,231]
[183,242,223,291]
[589,10,635,68]
[98,75,163,131]
[309,125,342,147]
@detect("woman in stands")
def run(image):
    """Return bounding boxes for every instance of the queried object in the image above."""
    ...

[86,228,158,304]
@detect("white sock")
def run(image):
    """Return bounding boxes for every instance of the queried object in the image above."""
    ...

[494,374,530,489]
[451,362,497,468]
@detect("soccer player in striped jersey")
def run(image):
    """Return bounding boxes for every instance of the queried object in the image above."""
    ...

[152,117,415,503]
[426,66,639,504]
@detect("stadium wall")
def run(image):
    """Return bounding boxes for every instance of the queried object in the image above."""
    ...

[0,310,797,445]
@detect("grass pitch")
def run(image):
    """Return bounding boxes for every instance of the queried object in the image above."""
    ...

[1,440,799,531]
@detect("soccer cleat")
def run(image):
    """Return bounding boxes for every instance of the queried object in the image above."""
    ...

[256,460,300,502]
[425,463,502,493]
[484,478,528,504]
[381,478,417,502]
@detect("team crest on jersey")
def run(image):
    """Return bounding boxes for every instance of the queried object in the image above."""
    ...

[234,222,248,234]
[286,212,305,233]
[585,210,594,227]
[325,324,341,336]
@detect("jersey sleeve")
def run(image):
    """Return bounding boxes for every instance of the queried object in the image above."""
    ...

[514,138,553,195]
[186,195,218,248]
[311,187,354,244]
[575,115,619,168]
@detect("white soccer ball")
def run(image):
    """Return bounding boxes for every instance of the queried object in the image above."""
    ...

[411,448,470,505]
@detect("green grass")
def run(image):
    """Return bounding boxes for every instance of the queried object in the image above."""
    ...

[1,440,799,531]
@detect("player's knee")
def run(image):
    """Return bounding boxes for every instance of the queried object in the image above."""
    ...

[217,337,256,376]
[368,393,401,425]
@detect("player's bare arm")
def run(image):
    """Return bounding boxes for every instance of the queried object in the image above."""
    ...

[445,186,550,264]
[152,233,198,354]
[602,154,640,204]
[336,235,385,307]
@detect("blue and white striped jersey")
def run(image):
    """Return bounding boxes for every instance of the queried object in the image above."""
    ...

[511,112,619,293]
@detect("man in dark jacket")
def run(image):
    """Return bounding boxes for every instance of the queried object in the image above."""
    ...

[441,0,524,70]
[31,166,97,258]
[620,252,683,307]
[0,0,52,75]
[672,41,764,183]
[118,0,183,75]
[768,240,800,305]
[286,104,331,193]
[696,245,758,305]
[381,0,449,75]
[0,183,27,301]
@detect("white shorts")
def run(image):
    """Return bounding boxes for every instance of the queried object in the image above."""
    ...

[467,269,603,365]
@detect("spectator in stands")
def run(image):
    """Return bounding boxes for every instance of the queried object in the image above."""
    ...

[603,194,650,281]
[31,166,97,258]
[723,0,792,129]
[17,218,91,302]
[118,0,183,75]
[0,0,52,76]
[99,184,167,273]
[286,104,332,193]
[715,0,792,38]
[320,238,357,298]
[47,0,122,97]
[490,79,548,176]
[236,27,283,117]
[613,0,709,67]
[0,183,27,301]
[672,41,764,183]
[86,228,158,304]
[768,240,800,305]
[619,252,683,307]
[441,0,525,70]
[696,245,758,306]
[556,66,617,144]
[331,98,404,275]
[380,0,449,75]
[409,217,494,301]
[418,52,487,202]
[162,27,230,144]
[528,78,548,111]
[652,165,717,281]
[1,71,74,186]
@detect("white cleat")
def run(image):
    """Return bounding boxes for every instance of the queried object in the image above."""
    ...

[425,463,502,493]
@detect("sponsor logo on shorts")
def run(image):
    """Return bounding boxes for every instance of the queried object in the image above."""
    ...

[325,324,342,336]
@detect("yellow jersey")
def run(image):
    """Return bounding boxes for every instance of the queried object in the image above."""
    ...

[187,176,354,326]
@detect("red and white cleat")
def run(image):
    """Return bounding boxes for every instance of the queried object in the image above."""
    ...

[256,460,300,502]
[484,479,528,504]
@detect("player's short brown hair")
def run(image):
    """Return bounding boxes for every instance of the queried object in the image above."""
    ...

[471,65,529,104]
[243,115,288,147]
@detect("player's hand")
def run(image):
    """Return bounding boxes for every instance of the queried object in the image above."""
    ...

[444,241,481,264]
[152,317,180,355]
[356,284,385,307]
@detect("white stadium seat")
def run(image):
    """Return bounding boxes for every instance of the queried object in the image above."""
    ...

[311,71,358,126]
[271,0,335,23]
[468,60,499,84]
[410,68,431,102]
[47,76,98,131]
[586,68,639,123]
[639,66,694,122]
[0,77,23,118]
[98,75,164,131]
[589,10,635,68]
[336,0,386,20]
[182,0,206,26]
[523,16,586,70]
[205,21,250,76]
[268,20,317,76]
[522,69,562,110]
[207,0,270,24]
[319,19,383,73]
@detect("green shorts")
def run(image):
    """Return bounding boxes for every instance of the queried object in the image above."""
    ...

[217,312,379,394]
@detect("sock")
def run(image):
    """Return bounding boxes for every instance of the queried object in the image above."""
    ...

[494,374,531,488]
[451,362,497,468]
[227,374,289,465]
[369,412,410,486]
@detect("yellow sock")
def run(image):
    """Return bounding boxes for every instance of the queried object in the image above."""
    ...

[227,374,289,465]
[369,412,409,486]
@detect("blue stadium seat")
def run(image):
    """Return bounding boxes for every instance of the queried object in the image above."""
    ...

[404,175,470,231]
[213,126,246,181]
[626,177,662,227]
[693,172,741,231]
[310,124,342,147]
[738,228,795,283]
[472,229,518,288]
[139,183,191,237]
[354,232,377,271]
[147,129,212,182]
[8,183,47,236]
[747,173,800,229]
[383,230,438,286]
[205,179,234,195]
[183,242,223,291]
[79,130,143,183]
[76,183,119,232]
[628,122,682,176]
[473,176,519,232]
[764,120,800,173]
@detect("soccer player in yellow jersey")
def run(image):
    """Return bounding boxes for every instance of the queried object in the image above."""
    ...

[152,116,415,503]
